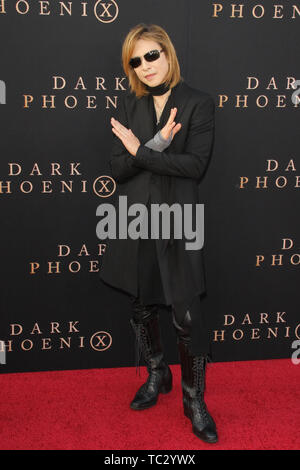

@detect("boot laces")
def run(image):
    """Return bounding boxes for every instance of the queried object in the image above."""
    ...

[133,322,166,389]
[192,356,210,422]
[133,322,152,377]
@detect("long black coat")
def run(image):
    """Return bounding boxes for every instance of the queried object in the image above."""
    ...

[99,79,215,323]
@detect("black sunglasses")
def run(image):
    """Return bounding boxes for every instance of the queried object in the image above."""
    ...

[129,49,164,69]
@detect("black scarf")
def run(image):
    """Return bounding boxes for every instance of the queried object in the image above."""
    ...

[145,80,170,96]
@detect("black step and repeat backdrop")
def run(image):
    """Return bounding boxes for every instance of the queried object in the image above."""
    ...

[0,1,299,373]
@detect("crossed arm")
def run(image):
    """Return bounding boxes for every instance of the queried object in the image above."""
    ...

[110,127,172,183]
[109,94,215,183]
[109,95,175,182]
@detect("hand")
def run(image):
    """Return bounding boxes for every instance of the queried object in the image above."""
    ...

[111,117,140,156]
[160,107,182,141]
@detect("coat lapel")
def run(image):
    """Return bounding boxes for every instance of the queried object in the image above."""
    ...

[157,80,189,131]
[135,80,189,144]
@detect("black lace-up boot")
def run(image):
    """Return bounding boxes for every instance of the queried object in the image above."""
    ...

[129,300,172,410]
[172,308,218,443]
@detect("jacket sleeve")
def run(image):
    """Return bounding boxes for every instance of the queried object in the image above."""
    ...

[109,94,143,183]
[130,95,215,181]
[145,130,173,152]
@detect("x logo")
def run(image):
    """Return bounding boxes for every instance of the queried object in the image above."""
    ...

[93,175,116,198]
[94,0,119,23]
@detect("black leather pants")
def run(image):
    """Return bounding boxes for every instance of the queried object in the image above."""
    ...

[130,294,212,360]
[129,296,193,347]
[130,296,160,324]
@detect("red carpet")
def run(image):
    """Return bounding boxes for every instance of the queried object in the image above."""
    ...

[0,358,299,450]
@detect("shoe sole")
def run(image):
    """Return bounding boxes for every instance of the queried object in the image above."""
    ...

[192,428,218,444]
[184,409,218,443]
[130,382,172,410]
[130,399,158,410]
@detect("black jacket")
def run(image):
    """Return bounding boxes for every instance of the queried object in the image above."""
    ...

[99,79,215,319]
